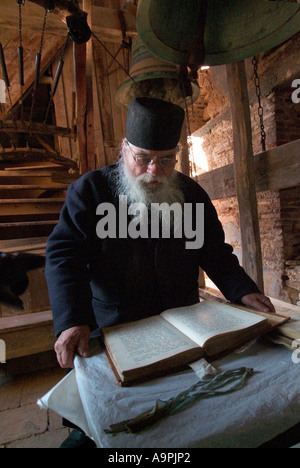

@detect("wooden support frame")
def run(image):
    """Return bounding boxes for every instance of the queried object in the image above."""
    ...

[226,61,264,292]
[196,139,300,200]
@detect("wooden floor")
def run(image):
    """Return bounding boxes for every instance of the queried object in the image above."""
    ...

[0,365,69,448]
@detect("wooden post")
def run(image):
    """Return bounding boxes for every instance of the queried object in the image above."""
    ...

[226,61,264,292]
[178,121,190,176]
[84,0,95,172]
[73,0,95,174]
[73,42,88,174]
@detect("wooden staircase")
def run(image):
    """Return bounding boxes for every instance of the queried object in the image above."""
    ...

[0,160,78,361]
[0,162,69,241]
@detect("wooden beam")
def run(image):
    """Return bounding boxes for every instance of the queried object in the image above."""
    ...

[178,122,190,176]
[105,42,127,148]
[0,1,137,43]
[0,147,77,169]
[0,34,67,118]
[4,164,61,171]
[92,36,116,166]
[0,121,72,138]
[84,0,96,172]
[73,42,88,174]
[91,5,137,42]
[52,42,77,162]
[91,38,107,168]
[226,61,264,292]
[0,169,63,177]
[196,139,300,200]
[31,134,78,169]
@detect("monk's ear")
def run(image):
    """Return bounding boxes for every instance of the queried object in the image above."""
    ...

[122,139,129,160]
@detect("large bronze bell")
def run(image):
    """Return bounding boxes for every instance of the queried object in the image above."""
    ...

[115,36,200,109]
[137,0,300,68]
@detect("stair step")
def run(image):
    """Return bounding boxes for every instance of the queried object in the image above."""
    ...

[0,243,47,253]
[4,164,62,171]
[0,176,58,185]
[0,220,58,228]
[0,169,65,177]
[0,236,49,252]
[0,185,67,199]
[0,185,68,190]
[0,199,65,216]
[0,310,53,332]
[0,310,55,360]
[52,171,80,184]
[0,198,66,203]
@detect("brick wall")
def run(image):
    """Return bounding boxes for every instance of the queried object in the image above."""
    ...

[190,32,300,303]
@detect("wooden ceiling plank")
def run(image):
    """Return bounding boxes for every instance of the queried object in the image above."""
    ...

[0,1,137,42]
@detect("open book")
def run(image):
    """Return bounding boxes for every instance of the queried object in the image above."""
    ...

[102,300,289,386]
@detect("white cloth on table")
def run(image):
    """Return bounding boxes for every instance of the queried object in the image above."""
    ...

[37,338,300,448]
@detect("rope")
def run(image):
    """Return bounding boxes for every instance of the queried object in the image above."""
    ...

[91,31,140,92]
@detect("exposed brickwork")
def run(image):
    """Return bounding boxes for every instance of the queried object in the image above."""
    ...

[191,32,300,303]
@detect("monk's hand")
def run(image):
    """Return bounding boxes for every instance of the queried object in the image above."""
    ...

[54,325,91,368]
[240,293,275,313]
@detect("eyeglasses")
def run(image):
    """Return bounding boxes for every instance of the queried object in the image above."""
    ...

[126,143,177,168]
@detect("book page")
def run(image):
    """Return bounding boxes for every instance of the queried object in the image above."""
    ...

[103,315,199,372]
[278,315,300,339]
[161,301,266,348]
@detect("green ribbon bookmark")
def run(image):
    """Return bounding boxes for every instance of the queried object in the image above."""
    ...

[104,367,253,435]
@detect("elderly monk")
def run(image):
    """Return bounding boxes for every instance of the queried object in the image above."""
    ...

[46,97,274,370]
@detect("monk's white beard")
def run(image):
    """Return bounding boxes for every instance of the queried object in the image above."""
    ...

[114,157,185,207]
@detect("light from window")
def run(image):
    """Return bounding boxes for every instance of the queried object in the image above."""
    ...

[0,79,6,103]
[190,136,209,176]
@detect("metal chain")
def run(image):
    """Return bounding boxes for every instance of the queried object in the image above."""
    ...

[252,56,266,152]
[38,7,48,59]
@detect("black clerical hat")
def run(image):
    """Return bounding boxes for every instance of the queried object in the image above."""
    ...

[126,97,185,151]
